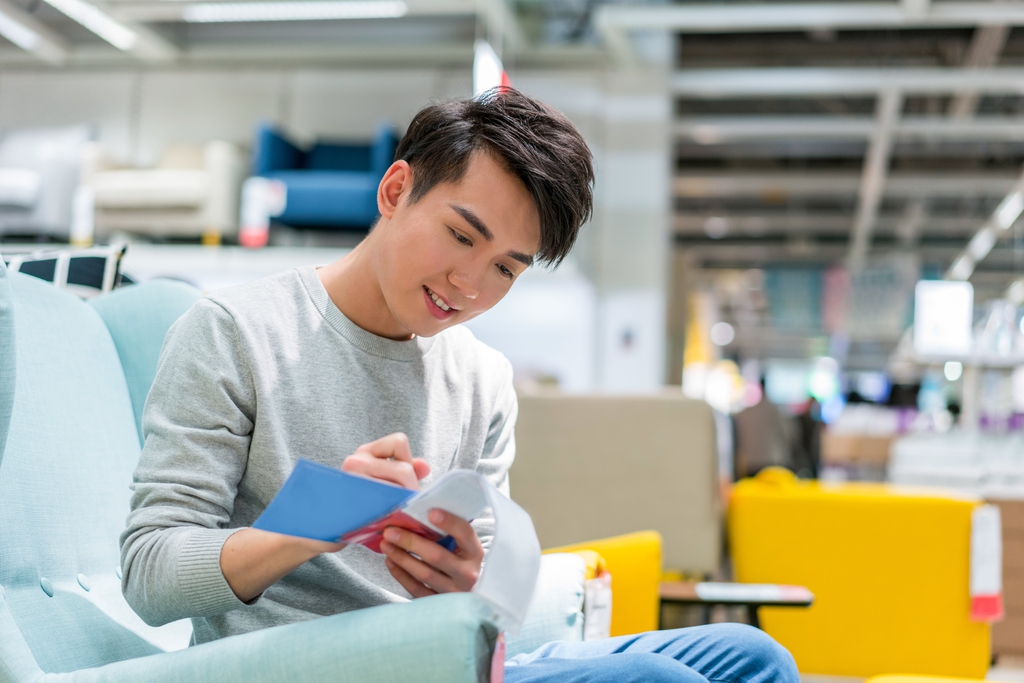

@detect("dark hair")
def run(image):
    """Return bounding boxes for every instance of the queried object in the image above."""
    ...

[395,87,594,267]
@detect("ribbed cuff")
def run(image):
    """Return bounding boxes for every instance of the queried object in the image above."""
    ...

[178,527,251,617]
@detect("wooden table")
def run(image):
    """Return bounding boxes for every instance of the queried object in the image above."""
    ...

[659,581,814,629]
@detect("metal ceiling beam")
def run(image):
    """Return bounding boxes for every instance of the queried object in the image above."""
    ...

[676,116,1024,142]
[595,2,1024,34]
[849,89,902,267]
[675,172,1020,198]
[949,24,1011,118]
[675,212,983,235]
[673,67,1024,97]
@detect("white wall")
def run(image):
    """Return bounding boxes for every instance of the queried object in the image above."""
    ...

[0,66,473,165]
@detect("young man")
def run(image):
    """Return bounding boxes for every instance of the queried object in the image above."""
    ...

[120,88,799,683]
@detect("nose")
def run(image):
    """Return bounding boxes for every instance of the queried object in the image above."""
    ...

[448,269,480,300]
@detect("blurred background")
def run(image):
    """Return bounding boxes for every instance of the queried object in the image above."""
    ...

[7,0,1024,484]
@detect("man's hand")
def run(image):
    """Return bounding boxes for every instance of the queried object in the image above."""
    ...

[342,432,430,489]
[379,509,483,597]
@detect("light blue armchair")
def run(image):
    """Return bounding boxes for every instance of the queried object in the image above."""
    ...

[0,261,586,683]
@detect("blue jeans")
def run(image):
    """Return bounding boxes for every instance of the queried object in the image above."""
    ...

[504,623,799,683]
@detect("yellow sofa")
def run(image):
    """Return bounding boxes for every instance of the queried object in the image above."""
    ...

[730,468,990,678]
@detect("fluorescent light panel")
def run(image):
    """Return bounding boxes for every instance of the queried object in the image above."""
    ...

[43,0,137,50]
[182,0,407,22]
[0,11,38,50]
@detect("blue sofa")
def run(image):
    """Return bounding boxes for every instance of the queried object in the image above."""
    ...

[251,123,398,230]
[0,260,587,682]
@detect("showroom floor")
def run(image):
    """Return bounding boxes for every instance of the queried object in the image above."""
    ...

[799,659,1024,682]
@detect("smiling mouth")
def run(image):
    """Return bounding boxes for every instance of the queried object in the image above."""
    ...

[425,286,456,313]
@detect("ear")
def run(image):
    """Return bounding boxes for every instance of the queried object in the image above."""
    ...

[377,160,412,220]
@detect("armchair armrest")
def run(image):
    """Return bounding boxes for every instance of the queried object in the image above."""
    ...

[2,592,501,683]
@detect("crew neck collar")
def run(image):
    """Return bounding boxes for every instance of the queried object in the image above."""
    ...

[298,265,434,362]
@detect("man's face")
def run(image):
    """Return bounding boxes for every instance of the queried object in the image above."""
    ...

[375,150,542,338]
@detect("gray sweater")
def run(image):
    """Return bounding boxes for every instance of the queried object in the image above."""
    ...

[120,265,517,644]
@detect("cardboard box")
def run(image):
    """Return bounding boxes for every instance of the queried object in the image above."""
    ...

[994,615,1024,656]
[821,432,894,466]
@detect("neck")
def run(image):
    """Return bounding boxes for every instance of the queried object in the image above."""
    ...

[318,227,413,341]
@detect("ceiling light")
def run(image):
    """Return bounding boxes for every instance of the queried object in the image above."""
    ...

[967,226,996,261]
[0,12,38,50]
[948,253,974,281]
[43,0,136,50]
[994,191,1024,230]
[182,0,407,23]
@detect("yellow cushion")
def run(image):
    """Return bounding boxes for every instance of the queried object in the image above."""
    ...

[545,530,662,637]
[730,468,989,678]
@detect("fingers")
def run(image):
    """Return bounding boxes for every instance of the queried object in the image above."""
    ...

[344,433,431,489]
[380,539,464,593]
[427,509,484,561]
[341,452,421,490]
[380,525,480,592]
[384,556,437,598]
[354,432,414,463]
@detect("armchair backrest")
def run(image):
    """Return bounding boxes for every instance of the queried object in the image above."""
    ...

[0,263,191,678]
[90,279,202,444]
[253,123,304,175]
[370,123,398,179]
[252,122,397,178]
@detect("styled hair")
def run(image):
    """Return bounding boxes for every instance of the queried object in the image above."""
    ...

[395,87,594,267]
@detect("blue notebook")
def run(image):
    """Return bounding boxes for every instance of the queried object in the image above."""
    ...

[253,459,461,552]
[254,459,415,542]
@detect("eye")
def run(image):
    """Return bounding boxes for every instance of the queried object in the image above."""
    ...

[497,264,514,279]
[449,228,471,246]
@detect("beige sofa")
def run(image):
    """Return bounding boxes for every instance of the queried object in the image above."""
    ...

[512,388,721,576]
[77,141,242,245]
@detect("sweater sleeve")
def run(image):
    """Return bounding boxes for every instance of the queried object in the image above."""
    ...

[471,358,518,552]
[119,299,256,627]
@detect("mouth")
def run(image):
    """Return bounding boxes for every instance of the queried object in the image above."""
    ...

[423,286,457,320]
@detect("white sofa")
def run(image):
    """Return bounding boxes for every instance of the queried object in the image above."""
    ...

[0,124,92,240]
[78,140,243,245]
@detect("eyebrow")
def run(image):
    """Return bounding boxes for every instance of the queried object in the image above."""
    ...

[450,204,535,268]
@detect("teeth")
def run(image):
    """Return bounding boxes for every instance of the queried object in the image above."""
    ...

[428,288,451,312]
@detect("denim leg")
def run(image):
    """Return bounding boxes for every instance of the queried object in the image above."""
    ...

[504,652,709,683]
[505,623,799,683]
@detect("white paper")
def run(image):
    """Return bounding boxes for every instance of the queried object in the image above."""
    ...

[402,470,541,636]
